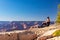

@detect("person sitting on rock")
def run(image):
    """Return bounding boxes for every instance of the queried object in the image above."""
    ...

[41,17,50,27]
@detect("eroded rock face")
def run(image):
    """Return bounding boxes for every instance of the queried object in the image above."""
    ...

[19,31,37,40]
[0,33,18,40]
[0,31,37,40]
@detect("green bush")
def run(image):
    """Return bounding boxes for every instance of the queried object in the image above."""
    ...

[52,30,60,37]
[56,4,60,23]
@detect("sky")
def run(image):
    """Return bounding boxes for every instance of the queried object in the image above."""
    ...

[0,0,60,21]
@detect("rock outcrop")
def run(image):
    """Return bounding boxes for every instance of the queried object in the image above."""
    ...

[29,24,60,40]
[0,30,37,40]
[18,31,37,40]
[0,24,60,40]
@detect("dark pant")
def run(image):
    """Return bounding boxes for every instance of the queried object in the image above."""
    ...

[41,22,50,27]
[46,22,50,26]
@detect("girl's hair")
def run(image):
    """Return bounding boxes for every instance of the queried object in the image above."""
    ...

[47,17,49,19]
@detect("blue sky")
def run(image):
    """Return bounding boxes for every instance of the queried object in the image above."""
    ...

[0,0,60,21]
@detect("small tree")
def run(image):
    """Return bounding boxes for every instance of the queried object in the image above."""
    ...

[56,4,60,24]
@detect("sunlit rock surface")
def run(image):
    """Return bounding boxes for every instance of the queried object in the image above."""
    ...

[0,24,60,40]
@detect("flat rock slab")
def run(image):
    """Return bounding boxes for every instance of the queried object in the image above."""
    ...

[40,29,58,37]
[37,29,58,40]
[47,36,60,40]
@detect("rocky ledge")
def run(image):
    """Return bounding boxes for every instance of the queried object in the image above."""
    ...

[0,24,60,40]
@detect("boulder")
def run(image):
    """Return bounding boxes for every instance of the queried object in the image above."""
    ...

[8,33,18,40]
[19,31,37,40]
[0,33,18,40]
